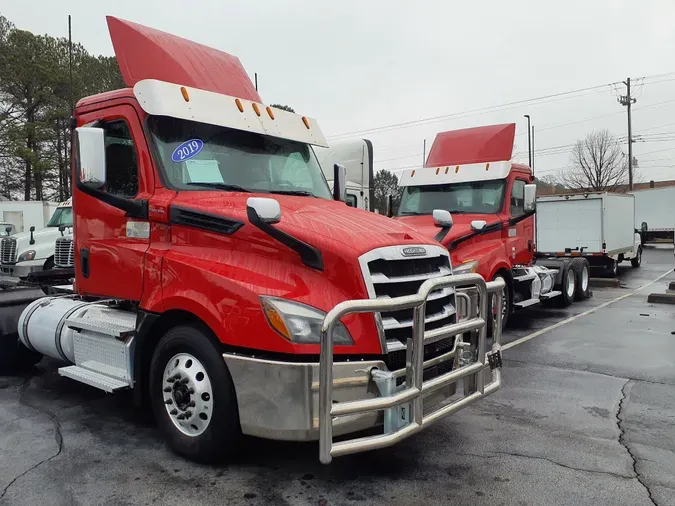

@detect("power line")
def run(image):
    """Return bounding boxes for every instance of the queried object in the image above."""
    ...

[327,84,616,140]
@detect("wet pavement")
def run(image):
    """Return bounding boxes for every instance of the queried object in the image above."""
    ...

[1,249,673,505]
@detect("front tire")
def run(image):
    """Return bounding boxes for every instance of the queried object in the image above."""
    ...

[488,273,509,336]
[150,324,240,464]
[631,247,642,268]
[607,259,618,277]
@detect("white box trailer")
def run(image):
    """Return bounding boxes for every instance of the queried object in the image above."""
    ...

[535,192,642,276]
[630,186,675,242]
[0,201,58,233]
[314,139,373,211]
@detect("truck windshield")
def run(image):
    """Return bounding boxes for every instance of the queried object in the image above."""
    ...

[398,180,506,215]
[46,207,73,227]
[148,116,332,199]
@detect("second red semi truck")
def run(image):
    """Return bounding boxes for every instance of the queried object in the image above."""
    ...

[392,124,591,328]
[0,16,505,465]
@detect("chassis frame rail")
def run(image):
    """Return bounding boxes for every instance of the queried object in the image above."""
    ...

[319,273,505,464]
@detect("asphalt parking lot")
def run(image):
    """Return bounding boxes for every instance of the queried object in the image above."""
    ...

[1,248,674,506]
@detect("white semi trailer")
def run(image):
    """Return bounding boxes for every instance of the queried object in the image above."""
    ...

[535,192,642,276]
[315,139,373,211]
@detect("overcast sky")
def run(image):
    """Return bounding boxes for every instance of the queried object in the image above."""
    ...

[3,0,675,182]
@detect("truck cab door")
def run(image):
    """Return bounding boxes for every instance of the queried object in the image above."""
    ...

[74,104,153,301]
[507,178,534,264]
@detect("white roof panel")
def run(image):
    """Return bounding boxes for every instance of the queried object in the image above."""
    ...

[133,79,328,147]
[398,161,511,187]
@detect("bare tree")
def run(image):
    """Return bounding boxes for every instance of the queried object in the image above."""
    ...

[560,130,636,192]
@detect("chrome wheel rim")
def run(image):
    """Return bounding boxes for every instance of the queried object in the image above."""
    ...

[581,265,589,292]
[566,270,576,298]
[162,353,213,437]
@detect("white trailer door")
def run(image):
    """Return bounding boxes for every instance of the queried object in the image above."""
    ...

[4,211,24,233]
[537,198,603,253]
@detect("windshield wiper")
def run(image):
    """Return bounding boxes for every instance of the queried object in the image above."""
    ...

[398,211,427,216]
[186,182,251,193]
[268,190,316,197]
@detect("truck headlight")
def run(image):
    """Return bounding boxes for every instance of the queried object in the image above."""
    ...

[452,260,479,275]
[17,250,36,262]
[260,297,354,345]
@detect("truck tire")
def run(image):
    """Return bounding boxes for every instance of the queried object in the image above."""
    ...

[557,263,575,307]
[149,324,240,464]
[488,273,509,336]
[571,258,591,300]
[607,259,618,278]
[631,247,642,268]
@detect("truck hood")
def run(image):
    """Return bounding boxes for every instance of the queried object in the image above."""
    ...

[395,213,501,248]
[171,192,434,256]
[8,227,71,250]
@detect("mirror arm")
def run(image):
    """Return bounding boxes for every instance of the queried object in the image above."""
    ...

[246,205,324,271]
[434,227,451,243]
[76,181,148,219]
[508,209,535,226]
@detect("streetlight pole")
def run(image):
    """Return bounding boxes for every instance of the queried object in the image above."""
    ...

[524,115,532,169]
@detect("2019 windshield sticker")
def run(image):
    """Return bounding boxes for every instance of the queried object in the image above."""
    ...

[171,139,204,162]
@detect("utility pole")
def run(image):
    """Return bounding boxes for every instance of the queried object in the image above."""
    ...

[531,125,535,177]
[618,78,636,190]
[524,115,532,168]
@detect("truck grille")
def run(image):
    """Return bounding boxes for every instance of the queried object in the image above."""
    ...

[54,237,75,268]
[0,237,17,264]
[359,245,457,373]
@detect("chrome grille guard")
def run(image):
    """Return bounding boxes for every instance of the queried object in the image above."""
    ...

[319,273,505,464]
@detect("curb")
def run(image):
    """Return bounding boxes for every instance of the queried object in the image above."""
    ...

[590,278,620,288]
[647,293,675,305]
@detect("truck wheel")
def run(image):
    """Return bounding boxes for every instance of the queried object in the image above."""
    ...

[149,325,240,464]
[488,273,509,336]
[607,259,618,278]
[557,263,575,307]
[571,258,591,300]
[631,247,642,268]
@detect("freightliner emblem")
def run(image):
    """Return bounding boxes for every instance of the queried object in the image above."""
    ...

[401,246,427,257]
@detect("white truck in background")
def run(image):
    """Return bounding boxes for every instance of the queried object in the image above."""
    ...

[0,199,73,278]
[630,186,675,244]
[0,200,59,233]
[315,138,374,211]
[535,192,642,277]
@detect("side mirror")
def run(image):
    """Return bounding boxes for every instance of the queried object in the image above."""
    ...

[385,194,393,218]
[59,224,66,236]
[524,184,537,212]
[471,220,487,231]
[432,209,453,229]
[76,127,106,188]
[333,163,347,202]
[246,197,281,224]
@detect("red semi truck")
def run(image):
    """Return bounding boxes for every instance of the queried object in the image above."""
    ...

[393,124,590,328]
[0,17,505,465]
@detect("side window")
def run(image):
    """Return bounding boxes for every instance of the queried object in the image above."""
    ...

[103,121,139,197]
[345,193,358,208]
[511,180,526,216]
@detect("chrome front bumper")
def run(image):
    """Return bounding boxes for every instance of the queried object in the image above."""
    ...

[223,273,504,464]
[0,260,45,278]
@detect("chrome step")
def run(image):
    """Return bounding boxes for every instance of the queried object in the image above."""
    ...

[513,274,536,282]
[65,317,135,339]
[58,365,129,393]
[513,298,540,309]
[539,290,562,299]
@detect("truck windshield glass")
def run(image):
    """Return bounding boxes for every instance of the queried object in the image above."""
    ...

[398,180,506,215]
[148,116,332,199]
[46,207,73,227]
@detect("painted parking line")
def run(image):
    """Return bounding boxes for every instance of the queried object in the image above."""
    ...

[502,269,673,351]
